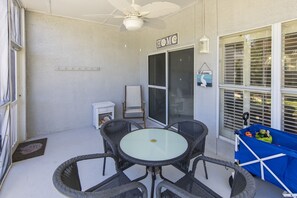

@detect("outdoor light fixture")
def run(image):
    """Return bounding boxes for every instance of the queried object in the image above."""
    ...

[123,16,144,31]
[199,35,209,53]
[199,0,210,53]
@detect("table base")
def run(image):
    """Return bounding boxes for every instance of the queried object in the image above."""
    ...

[132,166,172,198]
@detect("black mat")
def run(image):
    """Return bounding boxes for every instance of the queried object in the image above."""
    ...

[12,138,47,162]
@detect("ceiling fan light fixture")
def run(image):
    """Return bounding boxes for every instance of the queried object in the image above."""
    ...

[123,16,143,31]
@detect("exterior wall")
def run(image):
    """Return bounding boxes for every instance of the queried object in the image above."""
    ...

[26,12,140,137]
[138,0,297,160]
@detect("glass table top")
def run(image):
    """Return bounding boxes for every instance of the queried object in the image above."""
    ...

[119,128,188,162]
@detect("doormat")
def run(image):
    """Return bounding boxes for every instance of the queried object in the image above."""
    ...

[12,138,47,162]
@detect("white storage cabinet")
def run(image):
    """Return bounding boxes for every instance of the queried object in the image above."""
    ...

[92,101,115,129]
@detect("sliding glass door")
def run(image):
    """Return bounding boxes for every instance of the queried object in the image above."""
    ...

[148,53,166,124]
[148,47,194,125]
[168,48,194,124]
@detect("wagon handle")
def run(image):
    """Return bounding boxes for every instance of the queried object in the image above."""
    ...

[242,112,250,127]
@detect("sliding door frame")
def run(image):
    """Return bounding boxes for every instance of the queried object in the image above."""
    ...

[147,44,195,126]
[147,50,168,126]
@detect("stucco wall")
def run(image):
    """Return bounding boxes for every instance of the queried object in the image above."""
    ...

[26,12,140,137]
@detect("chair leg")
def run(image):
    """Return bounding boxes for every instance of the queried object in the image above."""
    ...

[143,112,146,128]
[143,118,146,128]
[202,154,208,179]
[102,141,107,176]
[102,157,106,176]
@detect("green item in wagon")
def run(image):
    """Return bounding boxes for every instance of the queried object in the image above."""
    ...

[256,129,272,143]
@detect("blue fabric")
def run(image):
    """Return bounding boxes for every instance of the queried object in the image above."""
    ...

[235,124,297,193]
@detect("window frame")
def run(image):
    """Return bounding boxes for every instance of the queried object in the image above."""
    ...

[281,20,297,133]
[218,21,297,142]
[218,26,273,140]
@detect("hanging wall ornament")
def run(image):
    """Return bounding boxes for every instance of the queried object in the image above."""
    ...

[199,0,210,53]
[197,62,212,87]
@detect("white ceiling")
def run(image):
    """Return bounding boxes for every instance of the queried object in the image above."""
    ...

[20,0,197,28]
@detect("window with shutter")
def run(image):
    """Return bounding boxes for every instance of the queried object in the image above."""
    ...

[223,90,243,131]
[219,27,271,139]
[282,95,297,134]
[250,92,271,126]
[224,42,244,85]
[250,38,271,87]
[282,20,297,134]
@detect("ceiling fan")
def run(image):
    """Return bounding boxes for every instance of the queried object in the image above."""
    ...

[108,0,181,31]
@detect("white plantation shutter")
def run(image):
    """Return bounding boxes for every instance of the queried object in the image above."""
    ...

[223,90,243,131]
[282,95,297,134]
[250,37,271,87]
[220,27,272,139]
[283,32,297,88]
[249,92,271,126]
[224,42,244,85]
[282,23,297,134]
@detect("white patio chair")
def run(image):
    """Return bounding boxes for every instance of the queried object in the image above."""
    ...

[122,85,146,127]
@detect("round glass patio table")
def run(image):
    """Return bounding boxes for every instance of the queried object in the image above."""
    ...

[119,128,189,198]
[119,128,189,167]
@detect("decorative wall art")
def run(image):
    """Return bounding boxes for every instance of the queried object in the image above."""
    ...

[156,33,178,49]
[197,62,212,87]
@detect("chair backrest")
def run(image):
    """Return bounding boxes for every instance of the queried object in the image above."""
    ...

[100,119,143,155]
[125,85,142,108]
[165,120,208,158]
[157,156,256,198]
[60,161,82,191]
[192,156,256,198]
[231,170,254,197]
[53,153,148,198]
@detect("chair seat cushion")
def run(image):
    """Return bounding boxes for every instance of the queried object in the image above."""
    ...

[125,108,144,114]
[86,171,143,197]
[162,171,221,198]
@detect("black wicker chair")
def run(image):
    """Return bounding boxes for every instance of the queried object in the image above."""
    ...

[100,119,143,176]
[164,120,208,178]
[53,153,147,198]
[156,156,256,198]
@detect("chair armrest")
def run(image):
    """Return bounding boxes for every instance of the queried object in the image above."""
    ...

[57,153,118,167]
[192,155,234,175]
[156,181,198,198]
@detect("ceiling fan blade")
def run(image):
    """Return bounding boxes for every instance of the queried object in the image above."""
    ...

[143,18,166,29]
[139,11,150,17]
[140,2,180,18]
[82,14,112,18]
[108,0,131,15]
